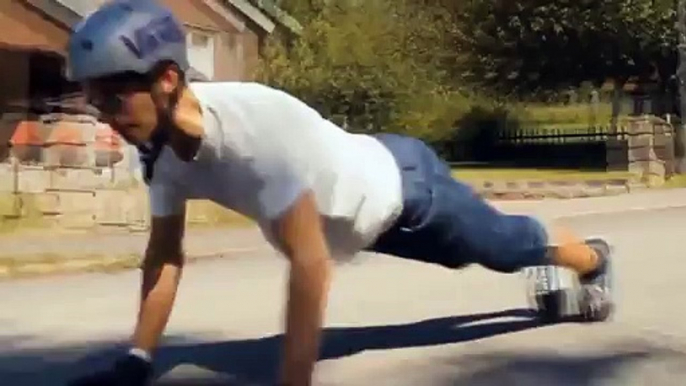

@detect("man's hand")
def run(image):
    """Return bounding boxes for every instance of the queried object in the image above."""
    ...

[69,213,186,385]
[67,353,153,386]
[273,191,332,386]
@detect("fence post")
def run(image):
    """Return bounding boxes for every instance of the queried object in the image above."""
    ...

[11,153,18,194]
[590,90,599,128]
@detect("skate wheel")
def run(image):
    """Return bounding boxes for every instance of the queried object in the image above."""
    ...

[578,287,614,323]
[534,290,568,323]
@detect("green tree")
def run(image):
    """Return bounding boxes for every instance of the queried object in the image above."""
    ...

[457,0,677,98]
[255,0,468,142]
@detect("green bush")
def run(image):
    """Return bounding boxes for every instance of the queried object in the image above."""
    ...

[255,0,463,142]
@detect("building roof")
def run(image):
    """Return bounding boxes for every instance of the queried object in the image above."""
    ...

[245,0,302,35]
[22,0,82,29]
[26,0,300,35]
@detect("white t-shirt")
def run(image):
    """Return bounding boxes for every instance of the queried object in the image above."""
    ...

[147,82,403,259]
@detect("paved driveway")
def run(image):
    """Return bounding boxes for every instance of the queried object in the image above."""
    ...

[1,206,685,385]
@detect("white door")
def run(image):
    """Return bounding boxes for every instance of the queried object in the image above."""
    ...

[186,30,215,80]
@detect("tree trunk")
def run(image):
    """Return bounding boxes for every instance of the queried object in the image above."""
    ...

[677,0,686,172]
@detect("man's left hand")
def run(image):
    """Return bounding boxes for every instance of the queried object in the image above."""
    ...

[67,353,153,386]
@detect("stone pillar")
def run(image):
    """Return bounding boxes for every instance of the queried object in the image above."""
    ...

[652,118,676,178]
[625,116,672,187]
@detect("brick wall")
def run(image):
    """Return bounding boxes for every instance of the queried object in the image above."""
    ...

[0,161,146,230]
[0,111,144,231]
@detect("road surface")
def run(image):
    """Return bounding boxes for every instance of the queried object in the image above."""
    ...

[1,207,686,385]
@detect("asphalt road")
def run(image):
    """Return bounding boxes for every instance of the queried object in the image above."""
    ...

[1,207,686,385]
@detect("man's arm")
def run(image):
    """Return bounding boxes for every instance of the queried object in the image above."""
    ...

[132,212,186,355]
[273,190,333,386]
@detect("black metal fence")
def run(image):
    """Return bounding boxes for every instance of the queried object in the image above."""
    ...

[498,125,628,144]
[440,125,630,170]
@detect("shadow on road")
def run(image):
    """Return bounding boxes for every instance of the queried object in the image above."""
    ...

[438,349,686,386]
[3,308,674,385]
[152,308,544,384]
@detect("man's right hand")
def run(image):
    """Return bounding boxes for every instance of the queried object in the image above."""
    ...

[67,353,153,386]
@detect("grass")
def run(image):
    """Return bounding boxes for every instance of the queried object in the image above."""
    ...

[454,167,686,189]
[0,193,51,234]
[185,167,639,228]
[504,102,633,137]
[517,102,615,126]
[186,199,254,227]
[0,192,255,234]
[1,164,684,237]
[0,252,144,279]
[659,174,686,189]
[528,122,611,132]
[0,218,50,235]
[453,168,632,182]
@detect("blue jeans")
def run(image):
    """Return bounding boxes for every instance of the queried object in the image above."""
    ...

[367,133,550,273]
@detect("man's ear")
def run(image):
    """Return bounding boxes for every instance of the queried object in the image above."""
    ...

[158,66,180,94]
[151,65,181,107]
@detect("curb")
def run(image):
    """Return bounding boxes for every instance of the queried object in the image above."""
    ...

[491,188,686,219]
[470,178,641,201]
[0,247,263,281]
[542,203,686,221]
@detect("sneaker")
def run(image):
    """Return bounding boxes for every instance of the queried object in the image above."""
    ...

[578,238,614,322]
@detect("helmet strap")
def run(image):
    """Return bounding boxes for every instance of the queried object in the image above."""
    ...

[136,85,184,184]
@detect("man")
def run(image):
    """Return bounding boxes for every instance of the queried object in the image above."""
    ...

[67,1,613,385]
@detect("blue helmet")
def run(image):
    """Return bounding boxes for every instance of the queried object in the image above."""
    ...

[67,0,190,82]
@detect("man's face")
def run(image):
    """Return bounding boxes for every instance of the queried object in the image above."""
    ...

[83,74,163,146]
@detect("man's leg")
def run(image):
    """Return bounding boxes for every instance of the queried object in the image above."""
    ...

[368,133,613,321]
